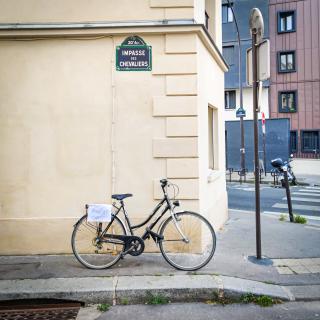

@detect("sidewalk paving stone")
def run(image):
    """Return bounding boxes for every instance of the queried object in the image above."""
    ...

[275,267,294,275]
[0,210,320,304]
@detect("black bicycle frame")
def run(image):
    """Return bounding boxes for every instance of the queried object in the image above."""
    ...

[100,191,172,241]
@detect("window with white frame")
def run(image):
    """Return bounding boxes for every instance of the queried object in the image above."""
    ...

[208,106,219,170]
[278,51,295,72]
[224,90,236,110]
[278,11,295,33]
[222,4,233,23]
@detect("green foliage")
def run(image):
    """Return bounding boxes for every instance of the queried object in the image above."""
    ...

[240,294,280,307]
[120,298,129,305]
[240,293,255,304]
[294,215,307,224]
[279,214,286,222]
[145,292,169,305]
[97,303,111,312]
[255,295,275,307]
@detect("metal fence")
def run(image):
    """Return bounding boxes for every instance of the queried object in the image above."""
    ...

[292,151,320,159]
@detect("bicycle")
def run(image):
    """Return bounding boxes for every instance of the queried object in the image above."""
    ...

[71,179,216,271]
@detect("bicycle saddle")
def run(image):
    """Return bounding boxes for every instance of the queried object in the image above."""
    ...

[112,193,133,201]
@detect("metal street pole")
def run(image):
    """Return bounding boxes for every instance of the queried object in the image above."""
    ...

[252,27,261,259]
[226,0,246,176]
[263,132,266,176]
[262,112,267,176]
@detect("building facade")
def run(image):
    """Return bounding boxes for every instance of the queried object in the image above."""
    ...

[222,0,270,121]
[269,0,320,158]
[0,0,228,254]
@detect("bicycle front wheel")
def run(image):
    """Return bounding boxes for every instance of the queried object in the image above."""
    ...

[71,214,126,269]
[159,211,216,271]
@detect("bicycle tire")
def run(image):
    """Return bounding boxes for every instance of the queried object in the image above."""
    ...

[71,214,126,269]
[159,211,216,271]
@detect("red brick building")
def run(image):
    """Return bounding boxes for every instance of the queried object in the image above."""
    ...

[269,0,320,158]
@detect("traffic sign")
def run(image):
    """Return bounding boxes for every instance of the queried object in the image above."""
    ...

[246,40,270,86]
[236,107,246,118]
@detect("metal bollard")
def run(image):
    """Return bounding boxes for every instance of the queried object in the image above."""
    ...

[259,168,264,184]
[237,169,247,184]
[271,169,280,187]
[283,168,294,222]
[227,168,234,183]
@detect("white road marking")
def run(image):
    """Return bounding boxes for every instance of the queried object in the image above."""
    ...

[282,197,320,203]
[297,189,320,193]
[305,226,320,231]
[272,203,320,211]
[292,192,320,197]
[305,186,320,190]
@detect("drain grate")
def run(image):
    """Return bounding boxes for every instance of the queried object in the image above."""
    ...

[0,300,81,320]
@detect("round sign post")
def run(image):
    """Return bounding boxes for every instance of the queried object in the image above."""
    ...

[249,8,264,260]
[261,111,266,177]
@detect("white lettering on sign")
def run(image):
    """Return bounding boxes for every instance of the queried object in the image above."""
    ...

[121,50,146,56]
[119,61,149,67]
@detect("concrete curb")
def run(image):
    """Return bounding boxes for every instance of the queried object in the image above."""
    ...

[0,275,303,305]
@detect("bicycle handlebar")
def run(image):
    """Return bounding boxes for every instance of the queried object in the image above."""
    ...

[160,179,168,187]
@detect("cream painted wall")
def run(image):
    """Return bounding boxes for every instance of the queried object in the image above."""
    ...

[0,0,197,23]
[0,0,166,23]
[224,87,269,122]
[194,0,206,24]
[0,38,114,254]
[197,38,228,230]
[195,0,222,49]
[113,34,167,227]
[0,1,227,254]
[0,30,227,254]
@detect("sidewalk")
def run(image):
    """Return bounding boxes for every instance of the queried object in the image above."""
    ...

[0,210,320,304]
[226,172,320,186]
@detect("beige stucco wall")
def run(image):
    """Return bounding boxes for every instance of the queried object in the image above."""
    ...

[0,38,115,254]
[197,38,228,230]
[224,87,269,122]
[0,0,227,255]
[0,0,188,23]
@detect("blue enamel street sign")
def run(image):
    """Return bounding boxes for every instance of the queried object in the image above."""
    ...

[236,107,246,118]
[116,36,152,71]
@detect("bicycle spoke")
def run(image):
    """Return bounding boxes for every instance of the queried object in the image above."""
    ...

[72,214,126,269]
[159,212,216,271]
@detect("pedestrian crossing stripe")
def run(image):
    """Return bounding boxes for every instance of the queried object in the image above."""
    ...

[305,186,320,190]
[297,189,320,193]
[272,203,320,211]
[282,197,320,203]
[292,192,320,197]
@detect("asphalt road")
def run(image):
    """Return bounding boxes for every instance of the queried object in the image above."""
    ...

[89,302,320,320]
[227,183,320,218]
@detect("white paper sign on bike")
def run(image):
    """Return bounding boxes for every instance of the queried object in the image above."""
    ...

[87,204,112,222]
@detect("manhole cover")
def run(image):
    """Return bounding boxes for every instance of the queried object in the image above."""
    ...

[0,299,81,320]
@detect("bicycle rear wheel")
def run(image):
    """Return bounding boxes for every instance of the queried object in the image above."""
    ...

[71,214,126,269]
[159,211,216,271]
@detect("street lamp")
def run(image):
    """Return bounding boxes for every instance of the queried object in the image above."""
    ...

[225,0,246,179]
